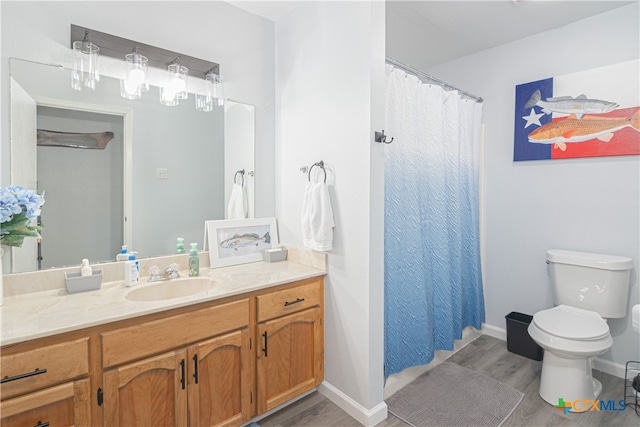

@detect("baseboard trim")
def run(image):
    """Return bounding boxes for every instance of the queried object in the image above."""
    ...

[482,323,506,340]
[318,381,388,427]
[593,357,627,379]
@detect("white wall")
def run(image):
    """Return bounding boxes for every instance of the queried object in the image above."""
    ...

[1,0,276,218]
[275,1,387,425]
[400,4,640,368]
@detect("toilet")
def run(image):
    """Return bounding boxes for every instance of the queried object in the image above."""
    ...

[528,249,633,412]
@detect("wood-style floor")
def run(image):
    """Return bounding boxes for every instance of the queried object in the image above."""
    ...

[259,335,639,427]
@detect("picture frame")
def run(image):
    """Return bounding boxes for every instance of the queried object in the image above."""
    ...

[205,218,279,268]
[513,59,639,161]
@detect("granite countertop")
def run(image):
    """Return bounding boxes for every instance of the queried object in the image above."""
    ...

[0,260,325,346]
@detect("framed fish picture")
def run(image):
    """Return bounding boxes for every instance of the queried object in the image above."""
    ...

[205,218,279,268]
[513,59,639,161]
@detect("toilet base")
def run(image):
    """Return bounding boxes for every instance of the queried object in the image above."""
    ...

[538,351,602,412]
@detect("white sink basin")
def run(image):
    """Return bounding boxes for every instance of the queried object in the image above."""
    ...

[126,277,213,302]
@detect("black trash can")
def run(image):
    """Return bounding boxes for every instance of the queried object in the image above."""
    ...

[505,312,544,361]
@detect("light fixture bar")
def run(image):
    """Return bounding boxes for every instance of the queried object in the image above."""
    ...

[70,25,219,77]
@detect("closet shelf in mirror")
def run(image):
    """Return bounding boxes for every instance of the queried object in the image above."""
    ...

[37,130,114,149]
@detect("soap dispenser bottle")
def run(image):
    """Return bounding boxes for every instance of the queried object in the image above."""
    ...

[124,252,140,287]
[116,245,129,261]
[176,238,185,254]
[189,243,199,277]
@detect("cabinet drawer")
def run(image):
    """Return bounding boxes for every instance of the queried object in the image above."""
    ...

[0,379,91,426]
[0,338,89,400]
[257,280,321,322]
[102,298,250,368]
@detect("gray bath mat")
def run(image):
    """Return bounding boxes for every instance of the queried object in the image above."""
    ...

[386,362,524,427]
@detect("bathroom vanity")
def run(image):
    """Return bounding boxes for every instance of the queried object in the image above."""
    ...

[0,251,325,426]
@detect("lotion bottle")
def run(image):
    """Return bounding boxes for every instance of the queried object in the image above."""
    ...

[116,245,129,261]
[189,243,199,277]
[124,252,139,287]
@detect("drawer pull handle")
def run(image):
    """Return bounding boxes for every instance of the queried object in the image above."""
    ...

[262,331,268,357]
[35,422,49,427]
[193,354,199,384]
[284,298,305,307]
[1,368,47,384]
[180,359,186,390]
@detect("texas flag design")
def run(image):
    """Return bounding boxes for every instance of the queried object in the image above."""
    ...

[513,60,640,161]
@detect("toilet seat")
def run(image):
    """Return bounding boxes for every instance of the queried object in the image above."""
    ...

[532,305,609,341]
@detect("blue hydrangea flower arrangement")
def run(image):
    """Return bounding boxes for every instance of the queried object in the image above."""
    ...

[0,186,45,247]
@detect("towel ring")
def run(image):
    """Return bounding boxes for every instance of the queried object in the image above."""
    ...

[234,169,245,186]
[308,161,326,183]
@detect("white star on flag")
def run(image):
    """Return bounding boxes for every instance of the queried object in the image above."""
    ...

[522,108,544,128]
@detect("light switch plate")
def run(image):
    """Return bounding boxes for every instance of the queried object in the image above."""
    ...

[156,168,168,179]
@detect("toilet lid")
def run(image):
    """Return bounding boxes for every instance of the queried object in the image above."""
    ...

[533,305,610,340]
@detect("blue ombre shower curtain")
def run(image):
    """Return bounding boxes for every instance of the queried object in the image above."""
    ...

[384,64,485,377]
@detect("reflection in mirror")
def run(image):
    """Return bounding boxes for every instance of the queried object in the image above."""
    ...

[225,101,255,218]
[8,58,255,273]
[37,107,124,270]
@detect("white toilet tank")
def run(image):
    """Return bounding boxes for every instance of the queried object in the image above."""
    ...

[546,249,633,318]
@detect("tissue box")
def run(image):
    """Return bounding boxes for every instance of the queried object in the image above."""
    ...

[262,247,288,263]
[65,270,103,294]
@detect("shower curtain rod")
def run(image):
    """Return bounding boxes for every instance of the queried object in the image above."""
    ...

[385,56,483,103]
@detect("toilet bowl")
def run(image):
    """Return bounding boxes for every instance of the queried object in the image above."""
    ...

[528,249,632,412]
[528,305,613,410]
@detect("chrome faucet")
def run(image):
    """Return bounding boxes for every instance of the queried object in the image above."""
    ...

[148,263,180,282]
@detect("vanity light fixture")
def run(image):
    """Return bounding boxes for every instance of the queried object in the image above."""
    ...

[160,58,189,106]
[71,30,99,91]
[120,47,149,100]
[195,67,224,112]
[70,25,219,110]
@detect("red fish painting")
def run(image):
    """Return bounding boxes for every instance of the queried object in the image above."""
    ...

[513,60,639,161]
[528,109,640,152]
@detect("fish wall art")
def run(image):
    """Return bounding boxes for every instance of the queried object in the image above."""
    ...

[216,224,273,258]
[513,59,639,161]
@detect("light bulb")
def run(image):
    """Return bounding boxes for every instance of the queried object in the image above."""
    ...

[124,79,139,95]
[121,49,148,100]
[162,90,176,102]
[128,68,145,86]
[170,77,186,93]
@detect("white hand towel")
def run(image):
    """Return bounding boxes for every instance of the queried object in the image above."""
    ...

[301,182,335,251]
[227,183,247,219]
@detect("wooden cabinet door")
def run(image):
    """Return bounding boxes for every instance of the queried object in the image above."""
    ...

[187,329,252,427]
[0,379,91,427]
[256,307,323,413]
[103,350,188,427]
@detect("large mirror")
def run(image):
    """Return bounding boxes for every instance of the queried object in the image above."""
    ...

[8,58,255,273]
